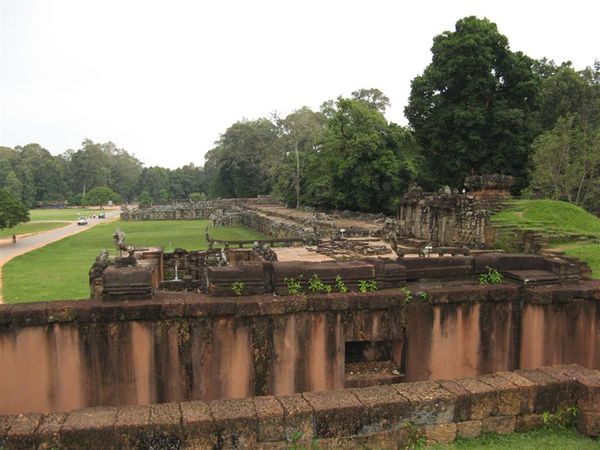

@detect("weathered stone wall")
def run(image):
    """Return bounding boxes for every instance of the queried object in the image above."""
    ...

[2,364,600,449]
[120,197,283,221]
[396,190,502,247]
[1,281,599,417]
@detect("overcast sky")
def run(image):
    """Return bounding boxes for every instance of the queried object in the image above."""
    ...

[1,0,598,168]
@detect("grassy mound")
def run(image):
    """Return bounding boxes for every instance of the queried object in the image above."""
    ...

[491,199,600,239]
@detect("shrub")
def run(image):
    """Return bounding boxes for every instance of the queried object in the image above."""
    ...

[335,275,348,293]
[230,281,245,296]
[479,266,503,285]
[308,274,331,293]
[358,279,378,293]
[399,286,413,303]
[285,277,303,296]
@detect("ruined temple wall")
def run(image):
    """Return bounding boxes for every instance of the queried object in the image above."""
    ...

[1,285,599,416]
[397,195,496,247]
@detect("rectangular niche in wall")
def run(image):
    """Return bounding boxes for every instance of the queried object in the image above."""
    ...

[344,340,405,388]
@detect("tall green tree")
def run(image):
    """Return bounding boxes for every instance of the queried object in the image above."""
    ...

[405,16,541,190]
[83,186,120,208]
[0,188,29,229]
[530,114,600,209]
[206,119,280,198]
[273,107,326,207]
[305,96,420,213]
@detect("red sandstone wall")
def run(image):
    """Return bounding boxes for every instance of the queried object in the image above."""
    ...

[0,287,599,416]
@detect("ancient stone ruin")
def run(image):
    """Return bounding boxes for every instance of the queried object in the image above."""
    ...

[2,180,600,448]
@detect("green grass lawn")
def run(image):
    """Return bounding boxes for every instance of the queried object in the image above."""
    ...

[491,199,600,279]
[0,221,69,238]
[492,199,600,238]
[2,220,266,303]
[29,208,104,221]
[426,427,597,449]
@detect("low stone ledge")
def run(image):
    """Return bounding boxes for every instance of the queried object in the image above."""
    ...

[209,398,258,449]
[515,368,577,413]
[495,370,538,414]
[5,413,41,450]
[449,376,496,420]
[392,380,456,425]
[60,406,118,450]
[3,365,600,448]
[350,384,411,432]
[34,411,66,448]
[114,405,151,449]
[180,401,213,449]
[276,393,315,442]
[303,389,366,438]
[253,396,286,442]
[478,373,522,416]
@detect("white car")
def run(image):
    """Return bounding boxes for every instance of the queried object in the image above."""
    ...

[77,217,88,226]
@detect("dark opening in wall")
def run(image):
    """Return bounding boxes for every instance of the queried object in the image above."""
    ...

[345,341,392,363]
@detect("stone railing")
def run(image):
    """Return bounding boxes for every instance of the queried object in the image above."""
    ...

[2,364,599,449]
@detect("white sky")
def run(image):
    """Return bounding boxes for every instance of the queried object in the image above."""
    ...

[1,0,598,168]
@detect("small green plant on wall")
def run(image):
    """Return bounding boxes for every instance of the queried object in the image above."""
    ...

[335,275,348,293]
[285,277,303,295]
[358,279,378,293]
[479,266,503,285]
[400,286,413,303]
[230,281,245,296]
[308,274,331,294]
[543,406,578,428]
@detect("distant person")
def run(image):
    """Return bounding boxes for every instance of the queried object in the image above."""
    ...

[12,234,16,244]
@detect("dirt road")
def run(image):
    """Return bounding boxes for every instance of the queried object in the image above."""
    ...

[0,210,121,303]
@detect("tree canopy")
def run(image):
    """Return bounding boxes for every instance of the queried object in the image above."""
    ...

[0,188,29,229]
[405,16,541,191]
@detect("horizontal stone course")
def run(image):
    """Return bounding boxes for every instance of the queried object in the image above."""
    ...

[1,365,600,448]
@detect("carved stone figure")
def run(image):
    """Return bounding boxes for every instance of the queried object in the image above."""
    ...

[113,228,135,257]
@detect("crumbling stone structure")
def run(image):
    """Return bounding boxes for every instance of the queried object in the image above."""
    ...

[395,176,513,248]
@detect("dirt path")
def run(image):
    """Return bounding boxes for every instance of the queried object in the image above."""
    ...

[0,210,121,304]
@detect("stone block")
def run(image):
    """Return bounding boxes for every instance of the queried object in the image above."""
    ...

[496,370,537,413]
[35,412,67,450]
[0,415,15,445]
[5,413,41,450]
[452,377,495,420]
[556,364,600,408]
[181,401,214,449]
[351,384,411,432]
[276,393,315,442]
[482,416,515,435]
[303,389,365,438]
[577,407,600,437]
[456,420,482,439]
[423,422,457,444]
[437,379,470,422]
[479,373,522,416]
[210,398,258,449]
[515,368,576,413]
[114,405,151,449]
[392,380,456,425]
[253,396,285,442]
[144,402,183,448]
[61,406,118,450]
[515,413,544,432]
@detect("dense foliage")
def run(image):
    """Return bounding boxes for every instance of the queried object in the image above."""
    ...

[405,16,541,191]
[1,16,599,215]
[0,188,29,229]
